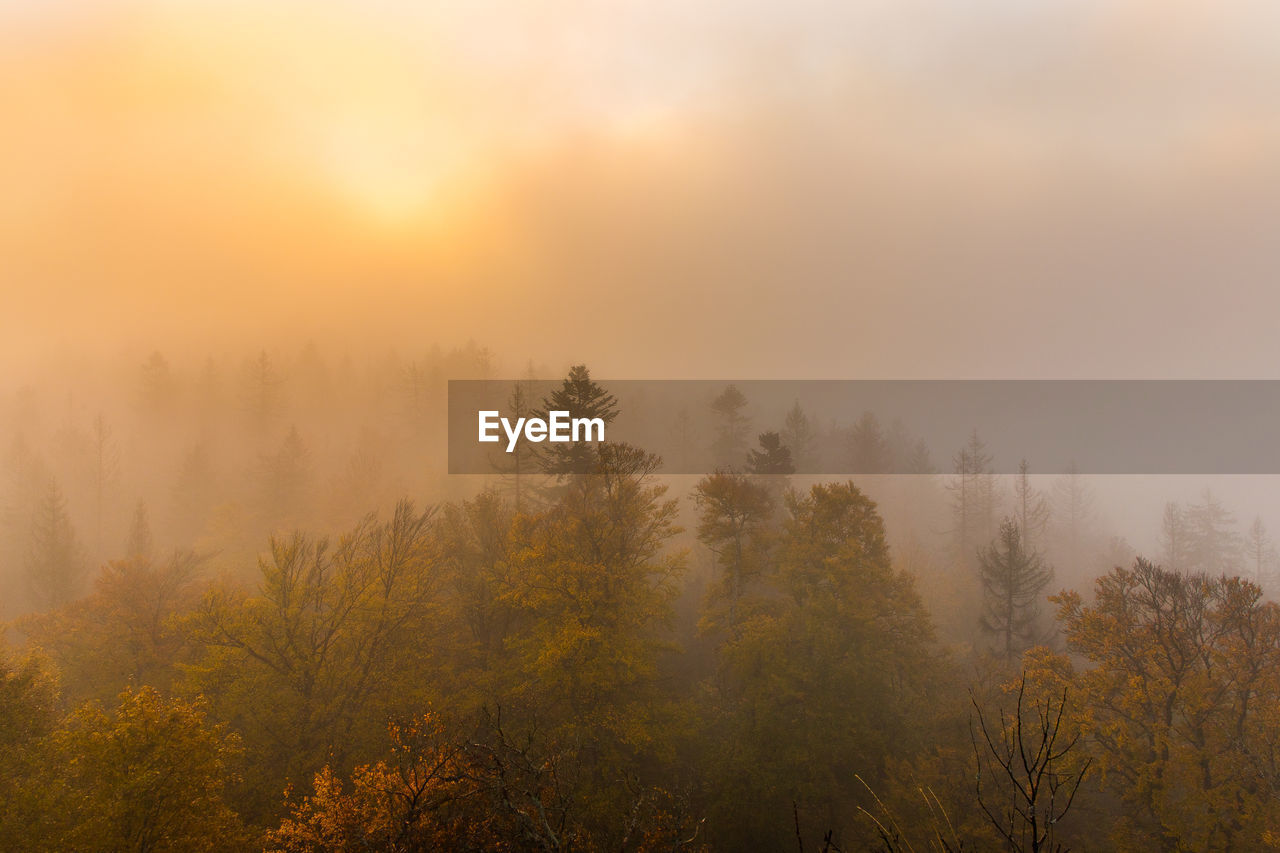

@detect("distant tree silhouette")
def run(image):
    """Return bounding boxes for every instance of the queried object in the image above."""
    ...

[26,479,86,609]
[535,365,618,477]
[978,518,1053,663]
[709,384,750,468]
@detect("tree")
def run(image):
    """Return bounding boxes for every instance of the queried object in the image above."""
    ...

[1053,559,1280,849]
[1158,501,1186,569]
[1012,459,1050,553]
[709,385,750,469]
[267,709,702,852]
[668,406,702,472]
[847,411,888,474]
[435,491,520,679]
[781,400,816,471]
[978,519,1054,664]
[138,350,177,415]
[950,430,999,569]
[692,472,775,632]
[1,435,50,613]
[265,713,482,852]
[189,501,441,820]
[258,425,312,528]
[0,641,60,848]
[505,443,685,832]
[1246,516,1278,588]
[47,686,245,852]
[536,365,619,477]
[240,349,285,429]
[706,482,941,849]
[20,550,207,704]
[1049,464,1094,579]
[123,500,154,560]
[970,673,1091,853]
[89,413,121,563]
[1183,489,1242,575]
[26,478,86,609]
[170,443,218,546]
[492,380,541,510]
[746,431,795,476]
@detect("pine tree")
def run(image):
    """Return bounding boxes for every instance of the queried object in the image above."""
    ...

[535,365,619,477]
[258,426,311,528]
[950,430,999,569]
[491,381,541,510]
[26,479,86,609]
[1013,458,1050,552]
[846,411,888,474]
[1245,516,1278,588]
[170,443,217,546]
[138,351,176,415]
[1159,501,1186,569]
[1050,462,1094,579]
[667,406,701,472]
[240,350,284,430]
[709,385,750,469]
[89,413,120,564]
[978,518,1053,663]
[124,500,154,561]
[747,431,795,475]
[781,400,816,471]
[1183,490,1242,575]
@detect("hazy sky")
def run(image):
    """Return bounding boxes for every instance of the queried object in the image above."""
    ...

[4,0,1280,377]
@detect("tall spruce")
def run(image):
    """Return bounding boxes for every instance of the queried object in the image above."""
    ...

[26,478,86,609]
[535,365,619,477]
[709,384,750,469]
[978,517,1053,663]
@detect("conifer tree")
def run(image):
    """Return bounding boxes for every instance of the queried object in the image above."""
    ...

[950,429,999,569]
[124,500,154,561]
[535,365,619,477]
[847,411,888,474]
[781,400,816,471]
[978,518,1053,663]
[709,384,750,468]
[491,381,540,510]
[26,478,86,609]
[1050,462,1095,579]
[1013,458,1050,552]
[746,431,795,475]
[1246,516,1278,588]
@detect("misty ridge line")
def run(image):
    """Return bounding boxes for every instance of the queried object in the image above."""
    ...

[451,379,1280,475]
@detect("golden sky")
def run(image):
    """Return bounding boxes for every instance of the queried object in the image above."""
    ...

[4,0,1280,377]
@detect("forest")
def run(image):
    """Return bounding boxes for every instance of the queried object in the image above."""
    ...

[3,348,1280,852]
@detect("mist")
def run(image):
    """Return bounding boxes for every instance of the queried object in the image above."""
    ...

[5,0,1280,849]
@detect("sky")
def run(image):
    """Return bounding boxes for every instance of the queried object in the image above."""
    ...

[3,0,1280,377]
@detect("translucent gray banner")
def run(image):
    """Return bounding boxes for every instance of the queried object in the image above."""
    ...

[448,380,1280,475]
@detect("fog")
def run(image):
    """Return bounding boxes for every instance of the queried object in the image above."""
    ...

[5,0,1280,377]
[6,1,1280,849]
